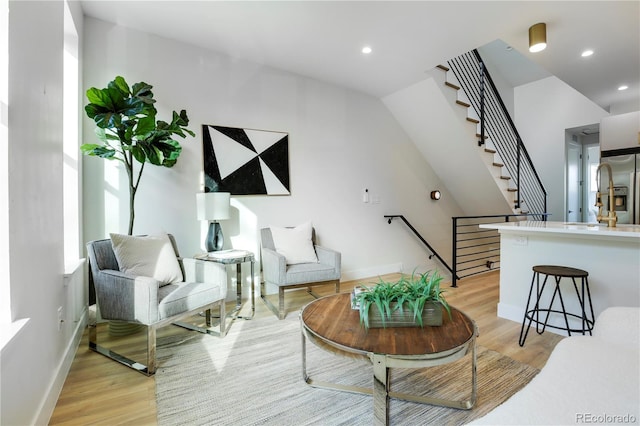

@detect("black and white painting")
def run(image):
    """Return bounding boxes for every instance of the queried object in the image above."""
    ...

[202,125,290,195]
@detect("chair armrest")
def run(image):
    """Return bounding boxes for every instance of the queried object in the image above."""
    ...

[93,269,160,324]
[261,247,287,284]
[182,258,228,300]
[315,245,341,271]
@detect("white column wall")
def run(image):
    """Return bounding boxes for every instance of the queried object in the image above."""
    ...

[514,77,609,220]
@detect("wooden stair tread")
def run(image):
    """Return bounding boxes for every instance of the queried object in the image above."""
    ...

[466,117,479,124]
[436,64,450,72]
[476,133,488,139]
[507,188,518,192]
[500,176,511,180]
[445,81,460,90]
[484,148,496,154]
[492,162,504,167]
[456,100,471,108]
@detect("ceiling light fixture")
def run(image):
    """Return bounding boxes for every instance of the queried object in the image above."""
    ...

[528,23,547,53]
[361,46,372,54]
[618,85,629,91]
[581,49,594,57]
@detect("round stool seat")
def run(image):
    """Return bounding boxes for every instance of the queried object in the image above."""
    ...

[533,265,588,278]
[519,264,594,347]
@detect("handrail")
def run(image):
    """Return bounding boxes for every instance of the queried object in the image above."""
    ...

[384,215,456,278]
[447,50,548,216]
[451,213,550,287]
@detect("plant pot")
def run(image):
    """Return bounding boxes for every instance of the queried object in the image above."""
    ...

[367,301,443,328]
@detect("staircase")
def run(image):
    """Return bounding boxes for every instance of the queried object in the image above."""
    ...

[436,63,523,213]
[383,49,547,218]
[382,67,516,217]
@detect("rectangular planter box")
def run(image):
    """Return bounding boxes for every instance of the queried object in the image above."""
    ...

[367,301,443,328]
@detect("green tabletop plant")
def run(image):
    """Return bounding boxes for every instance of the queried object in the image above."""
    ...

[81,76,194,235]
[354,270,451,329]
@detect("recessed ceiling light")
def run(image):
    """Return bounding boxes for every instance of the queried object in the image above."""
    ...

[618,85,629,91]
[362,46,372,54]
[581,49,594,57]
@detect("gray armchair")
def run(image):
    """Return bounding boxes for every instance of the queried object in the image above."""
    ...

[260,227,341,319]
[86,234,228,375]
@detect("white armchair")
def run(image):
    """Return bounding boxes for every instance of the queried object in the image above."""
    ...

[260,226,341,319]
[86,233,228,375]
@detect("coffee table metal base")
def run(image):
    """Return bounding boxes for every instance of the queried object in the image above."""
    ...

[301,328,477,425]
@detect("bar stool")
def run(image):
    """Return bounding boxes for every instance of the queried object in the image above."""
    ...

[519,265,595,347]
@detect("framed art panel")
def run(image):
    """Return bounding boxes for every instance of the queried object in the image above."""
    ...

[202,125,290,195]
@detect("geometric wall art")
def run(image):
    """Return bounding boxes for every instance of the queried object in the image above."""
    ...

[202,125,290,195]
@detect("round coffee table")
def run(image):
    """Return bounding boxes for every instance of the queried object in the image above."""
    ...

[300,293,478,426]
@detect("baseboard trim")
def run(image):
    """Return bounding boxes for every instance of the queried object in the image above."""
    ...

[341,262,403,283]
[36,308,88,425]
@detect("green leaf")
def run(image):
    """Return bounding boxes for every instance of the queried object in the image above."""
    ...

[135,115,156,136]
[80,143,118,160]
[110,76,130,96]
[131,145,146,164]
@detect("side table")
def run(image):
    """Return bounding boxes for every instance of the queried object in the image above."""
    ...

[195,249,256,323]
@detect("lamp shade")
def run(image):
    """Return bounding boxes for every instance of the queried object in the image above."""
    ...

[529,22,547,53]
[196,192,230,221]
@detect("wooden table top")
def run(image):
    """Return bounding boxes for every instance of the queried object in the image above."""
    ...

[301,293,476,356]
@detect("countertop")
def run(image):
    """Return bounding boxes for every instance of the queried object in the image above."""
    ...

[480,221,640,239]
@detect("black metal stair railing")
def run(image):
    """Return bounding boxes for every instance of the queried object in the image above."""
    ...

[447,50,547,218]
[451,213,550,287]
[384,215,456,279]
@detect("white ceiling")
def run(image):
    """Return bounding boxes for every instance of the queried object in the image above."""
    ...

[79,1,639,112]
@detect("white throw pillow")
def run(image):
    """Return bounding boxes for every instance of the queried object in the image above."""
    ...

[270,222,318,265]
[110,232,184,285]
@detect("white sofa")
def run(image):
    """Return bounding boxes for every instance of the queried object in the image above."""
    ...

[470,307,640,425]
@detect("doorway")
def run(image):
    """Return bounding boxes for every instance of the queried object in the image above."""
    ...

[565,125,600,222]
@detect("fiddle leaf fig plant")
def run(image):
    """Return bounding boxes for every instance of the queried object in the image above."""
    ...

[82,76,195,234]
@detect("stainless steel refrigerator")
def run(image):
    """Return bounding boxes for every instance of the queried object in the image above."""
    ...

[600,150,640,224]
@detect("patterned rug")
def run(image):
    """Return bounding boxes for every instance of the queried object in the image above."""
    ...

[155,314,538,425]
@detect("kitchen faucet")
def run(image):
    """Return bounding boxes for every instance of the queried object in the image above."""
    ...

[595,162,617,227]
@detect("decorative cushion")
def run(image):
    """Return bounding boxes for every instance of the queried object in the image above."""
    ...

[270,222,318,265]
[110,232,183,285]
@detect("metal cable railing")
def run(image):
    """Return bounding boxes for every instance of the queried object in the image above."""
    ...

[451,213,550,287]
[447,50,547,217]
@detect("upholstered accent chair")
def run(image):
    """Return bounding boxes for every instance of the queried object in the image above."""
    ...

[86,233,228,375]
[260,225,341,319]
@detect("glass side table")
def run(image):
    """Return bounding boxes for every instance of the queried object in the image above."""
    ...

[195,249,255,321]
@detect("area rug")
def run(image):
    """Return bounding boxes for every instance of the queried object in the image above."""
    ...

[155,314,538,426]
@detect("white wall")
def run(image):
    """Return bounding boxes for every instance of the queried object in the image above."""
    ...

[1,2,86,425]
[514,77,609,221]
[82,17,462,284]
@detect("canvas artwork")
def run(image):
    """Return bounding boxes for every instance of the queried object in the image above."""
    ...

[202,125,290,195]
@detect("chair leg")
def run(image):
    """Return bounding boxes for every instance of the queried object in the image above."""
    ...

[335,280,340,293]
[279,287,286,320]
[89,322,155,376]
[219,301,226,336]
[147,326,157,375]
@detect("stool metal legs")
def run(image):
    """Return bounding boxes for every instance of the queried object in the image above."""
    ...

[519,270,595,347]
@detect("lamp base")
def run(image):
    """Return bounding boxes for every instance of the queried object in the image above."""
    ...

[206,221,224,252]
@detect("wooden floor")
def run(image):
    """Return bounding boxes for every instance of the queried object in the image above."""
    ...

[49,271,563,425]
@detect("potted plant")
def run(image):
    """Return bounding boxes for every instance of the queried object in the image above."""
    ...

[81,76,195,235]
[354,270,452,329]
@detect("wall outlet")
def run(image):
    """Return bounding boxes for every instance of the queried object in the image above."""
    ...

[57,306,64,331]
[514,235,528,246]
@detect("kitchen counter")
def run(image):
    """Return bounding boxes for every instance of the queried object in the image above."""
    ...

[481,220,640,239]
[480,221,640,335]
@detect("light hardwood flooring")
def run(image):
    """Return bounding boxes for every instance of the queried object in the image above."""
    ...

[49,271,563,425]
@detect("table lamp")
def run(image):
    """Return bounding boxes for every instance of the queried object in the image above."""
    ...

[196,192,231,252]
